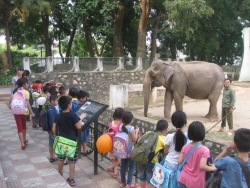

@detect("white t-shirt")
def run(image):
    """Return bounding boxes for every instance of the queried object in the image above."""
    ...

[165,132,189,164]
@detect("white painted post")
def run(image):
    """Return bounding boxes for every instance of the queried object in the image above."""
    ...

[47,56,53,72]
[123,83,129,107]
[97,57,103,71]
[239,27,250,81]
[136,57,143,71]
[74,56,80,72]
[109,85,125,109]
[23,57,31,73]
[149,87,157,106]
[118,57,125,70]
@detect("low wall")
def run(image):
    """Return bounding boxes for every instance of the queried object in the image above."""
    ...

[30,71,146,104]
[98,109,234,158]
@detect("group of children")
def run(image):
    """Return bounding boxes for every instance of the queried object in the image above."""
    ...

[10,66,93,186]
[105,109,250,188]
[10,66,250,187]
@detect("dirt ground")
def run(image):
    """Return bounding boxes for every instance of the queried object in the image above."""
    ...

[132,81,250,143]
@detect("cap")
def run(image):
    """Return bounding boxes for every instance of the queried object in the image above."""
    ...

[32,83,42,89]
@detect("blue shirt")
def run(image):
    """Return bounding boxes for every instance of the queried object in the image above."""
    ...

[47,105,57,130]
[215,156,250,188]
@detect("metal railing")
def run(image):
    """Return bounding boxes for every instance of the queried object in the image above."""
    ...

[86,121,139,179]
[24,56,241,75]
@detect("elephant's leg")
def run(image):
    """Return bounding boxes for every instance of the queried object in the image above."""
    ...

[164,90,173,120]
[173,92,184,112]
[206,88,221,122]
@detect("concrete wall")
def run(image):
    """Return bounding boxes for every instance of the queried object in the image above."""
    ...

[30,71,146,105]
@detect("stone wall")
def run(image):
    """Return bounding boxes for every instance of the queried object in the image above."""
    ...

[30,71,147,105]
[98,109,234,158]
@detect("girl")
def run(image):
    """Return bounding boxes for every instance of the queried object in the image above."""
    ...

[177,121,216,188]
[11,78,35,150]
[163,111,189,171]
[106,107,125,178]
[120,111,140,188]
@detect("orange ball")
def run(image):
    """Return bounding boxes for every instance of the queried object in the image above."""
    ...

[96,134,112,153]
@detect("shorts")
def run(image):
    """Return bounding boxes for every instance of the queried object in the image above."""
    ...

[81,127,90,143]
[57,147,78,164]
[48,131,55,147]
[31,107,39,121]
[137,162,155,183]
[108,152,121,161]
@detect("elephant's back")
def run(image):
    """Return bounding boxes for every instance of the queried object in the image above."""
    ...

[176,61,224,99]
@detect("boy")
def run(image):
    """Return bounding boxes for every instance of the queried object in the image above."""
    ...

[47,94,58,163]
[215,128,250,188]
[72,90,92,156]
[138,120,169,188]
[11,66,24,93]
[52,96,86,186]
[31,83,42,128]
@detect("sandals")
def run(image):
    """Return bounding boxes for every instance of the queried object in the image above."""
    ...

[82,150,93,156]
[120,182,126,188]
[67,178,76,186]
[49,158,58,163]
[24,140,28,144]
[126,183,138,188]
[106,167,114,173]
[113,172,119,178]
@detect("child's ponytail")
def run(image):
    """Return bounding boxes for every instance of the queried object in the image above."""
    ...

[121,111,134,134]
[171,110,187,152]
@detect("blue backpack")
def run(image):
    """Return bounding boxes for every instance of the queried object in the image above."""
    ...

[150,162,176,188]
[41,106,56,131]
[71,100,83,112]
[150,132,189,188]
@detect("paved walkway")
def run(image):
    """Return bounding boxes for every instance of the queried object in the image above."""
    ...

[0,87,122,188]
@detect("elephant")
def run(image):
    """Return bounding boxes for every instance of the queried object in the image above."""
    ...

[143,60,225,121]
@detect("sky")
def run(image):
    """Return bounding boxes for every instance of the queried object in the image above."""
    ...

[0,36,6,44]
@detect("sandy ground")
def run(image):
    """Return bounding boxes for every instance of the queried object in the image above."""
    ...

[133,81,250,142]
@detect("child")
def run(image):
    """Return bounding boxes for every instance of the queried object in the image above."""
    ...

[106,107,125,178]
[31,83,42,128]
[138,119,169,188]
[214,128,250,187]
[120,111,140,188]
[163,111,189,171]
[52,96,86,186]
[69,87,79,102]
[11,66,24,92]
[11,78,35,149]
[47,94,59,163]
[71,90,92,156]
[177,121,216,188]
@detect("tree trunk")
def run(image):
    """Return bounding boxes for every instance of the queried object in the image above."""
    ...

[113,0,126,57]
[42,14,52,57]
[136,0,152,58]
[189,47,195,60]
[150,18,160,59]
[82,17,95,57]
[1,51,9,72]
[3,10,13,67]
[65,20,78,58]
[170,41,176,59]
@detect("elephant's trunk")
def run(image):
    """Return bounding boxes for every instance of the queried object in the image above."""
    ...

[143,71,152,117]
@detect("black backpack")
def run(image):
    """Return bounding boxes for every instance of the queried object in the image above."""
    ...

[205,156,250,188]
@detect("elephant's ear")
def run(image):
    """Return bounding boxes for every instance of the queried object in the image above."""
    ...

[163,65,174,82]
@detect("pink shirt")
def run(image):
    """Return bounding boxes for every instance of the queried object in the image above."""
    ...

[109,121,122,133]
[178,143,210,188]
